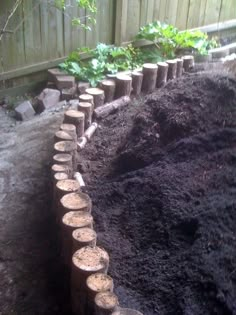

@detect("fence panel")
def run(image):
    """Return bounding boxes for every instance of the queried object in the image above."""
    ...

[0,0,236,83]
[0,0,115,79]
[115,0,236,45]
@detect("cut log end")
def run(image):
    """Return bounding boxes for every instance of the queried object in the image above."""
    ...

[86,87,105,109]
[56,179,80,194]
[54,130,74,142]
[51,164,70,175]
[63,211,93,228]
[72,227,97,251]
[95,291,118,312]
[54,141,77,154]
[72,246,109,273]
[60,192,92,212]
[54,172,69,182]
[53,153,72,166]
[86,273,114,294]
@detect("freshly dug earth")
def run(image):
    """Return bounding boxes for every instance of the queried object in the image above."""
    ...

[80,72,236,315]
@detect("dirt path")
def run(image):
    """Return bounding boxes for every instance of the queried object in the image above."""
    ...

[0,108,71,315]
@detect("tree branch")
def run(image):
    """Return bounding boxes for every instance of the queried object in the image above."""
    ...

[0,0,23,41]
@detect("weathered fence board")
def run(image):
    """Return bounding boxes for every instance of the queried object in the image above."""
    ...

[0,0,235,94]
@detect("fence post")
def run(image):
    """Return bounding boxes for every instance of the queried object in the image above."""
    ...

[114,0,128,46]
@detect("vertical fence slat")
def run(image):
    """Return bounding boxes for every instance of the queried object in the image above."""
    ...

[176,0,189,29]
[0,0,236,78]
[126,0,140,40]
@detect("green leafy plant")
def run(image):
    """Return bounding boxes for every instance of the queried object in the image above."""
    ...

[136,21,219,57]
[60,43,144,86]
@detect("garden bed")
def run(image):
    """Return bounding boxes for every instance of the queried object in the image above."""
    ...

[79,71,236,315]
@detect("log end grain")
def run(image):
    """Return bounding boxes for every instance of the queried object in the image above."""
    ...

[95,291,118,310]
[54,172,69,182]
[60,192,92,212]
[60,123,76,134]
[72,227,97,247]
[53,153,72,165]
[56,179,80,194]
[54,141,77,153]
[54,130,74,142]
[72,246,109,273]
[86,273,114,294]
[63,211,93,228]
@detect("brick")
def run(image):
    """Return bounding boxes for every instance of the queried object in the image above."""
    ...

[37,88,60,112]
[77,81,90,94]
[15,101,35,121]
[56,75,75,89]
[61,85,77,101]
[48,68,66,82]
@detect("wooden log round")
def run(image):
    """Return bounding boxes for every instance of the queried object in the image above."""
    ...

[85,88,105,109]
[167,60,177,80]
[86,273,114,315]
[52,172,69,213]
[182,55,194,72]
[72,227,97,252]
[60,191,92,220]
[77,102,93,129]
[156,62,168,88]
[100,80,116,103]
[53,153,73,168]
[77,136,88,151]
[54,179,80,217]
[84,122,98,141]
[94,96,131,119]
[54,140,77,170]
[79,93,94,108]
[176,58,183,78]
[54,130,74,143]
[53,172,69,183]
[142,63,158,93]
[115,74,132,99]
[63,110,85,137]
[71,246,110,315]
[60,123,77,140]
[61,211,93,266]
[131,71,143,96]
[95,291,119,315]
[51,164,71,177]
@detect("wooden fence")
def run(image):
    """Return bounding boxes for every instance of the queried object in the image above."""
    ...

[0,0,236,96]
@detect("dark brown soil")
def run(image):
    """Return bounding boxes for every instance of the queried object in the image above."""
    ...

[79,72,236,315]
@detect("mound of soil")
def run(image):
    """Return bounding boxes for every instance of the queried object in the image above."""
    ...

[80,72,236,315]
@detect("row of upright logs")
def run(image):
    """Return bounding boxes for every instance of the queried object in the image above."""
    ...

[51,119,121,315]
[73,55,195,112]
[49,54,194,315]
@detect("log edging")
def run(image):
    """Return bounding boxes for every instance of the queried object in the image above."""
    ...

[51,55,194,315]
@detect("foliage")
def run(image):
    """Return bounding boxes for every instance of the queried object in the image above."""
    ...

[136,21,219,57]
[60,20,219,87]
[54,0,97,31]
[60,43,144,86]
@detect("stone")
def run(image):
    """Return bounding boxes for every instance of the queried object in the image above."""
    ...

[48,68,66,82]
[61,85,77,101]
[37,88,60,112]
[14,101,35,121]
[56,75,75,89]
[77,81,90,94]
